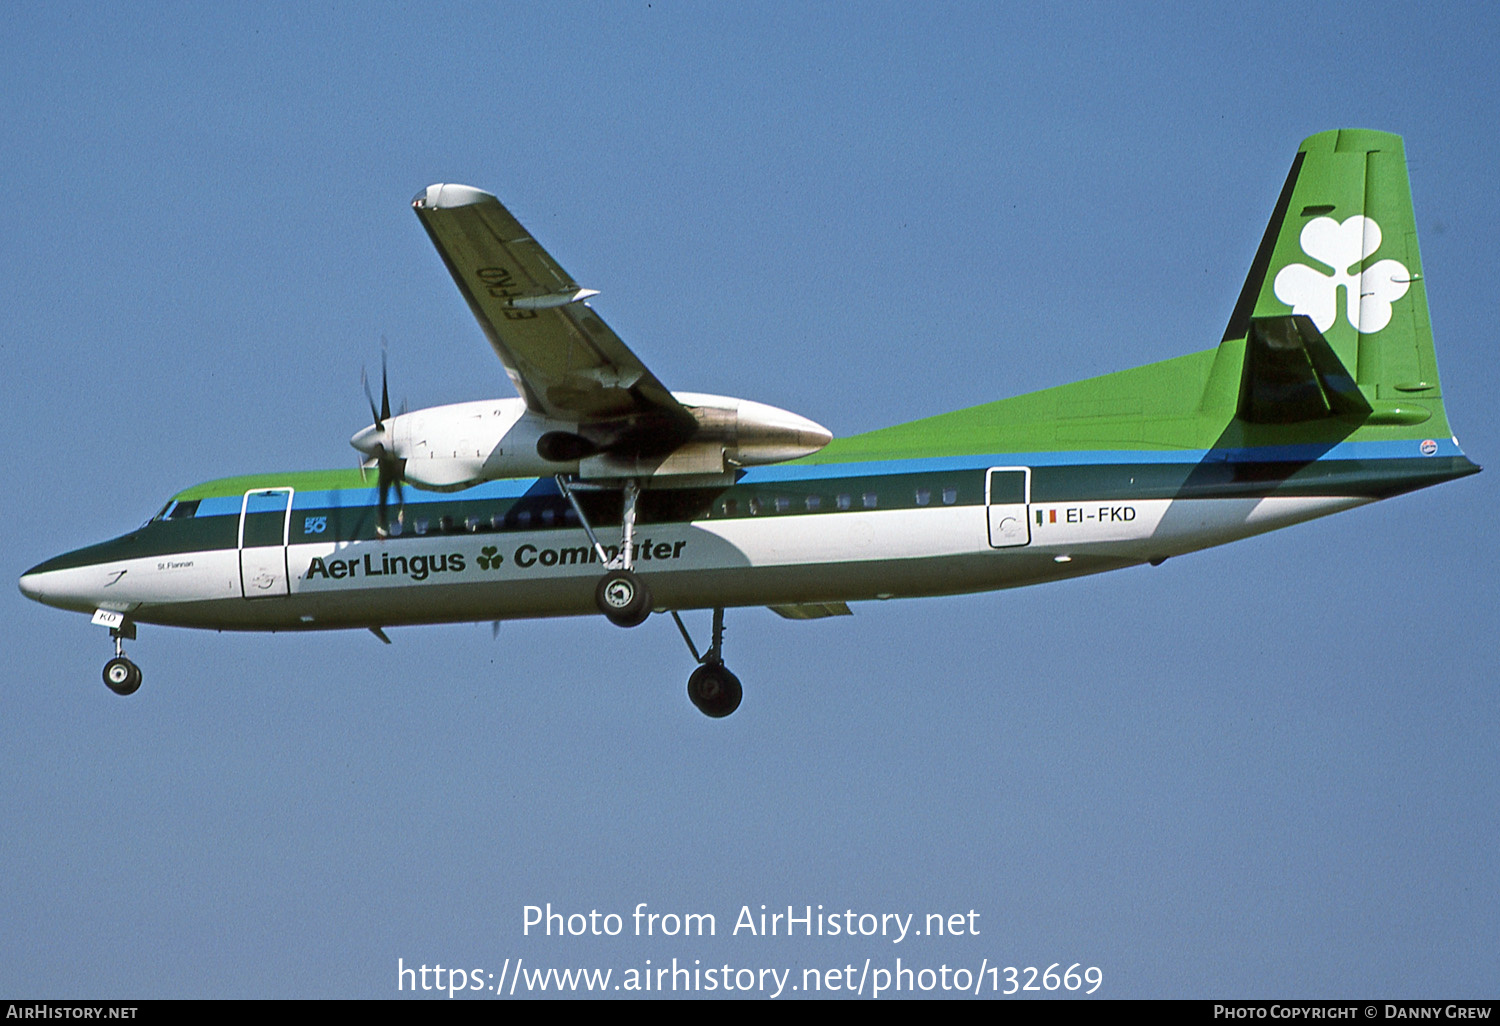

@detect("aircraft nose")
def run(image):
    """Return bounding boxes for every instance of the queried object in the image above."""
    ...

[18,556,108,614]
[17,565,72,610]
[18,570,43,602]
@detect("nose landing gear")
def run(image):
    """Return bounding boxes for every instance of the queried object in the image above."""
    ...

[98,616,142,696]
[103,656,142,696]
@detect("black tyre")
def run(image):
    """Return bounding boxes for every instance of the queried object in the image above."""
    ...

[687,663,742,718]
[103,657,142,696]
[595,570,651,628]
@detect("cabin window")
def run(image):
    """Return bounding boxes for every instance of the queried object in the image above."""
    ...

[862,492,878,509]
[805,495,821,511]
[562,507,578,524]
[439,515,455,533]
[541,508,556,526]
[943,487,958,505]
[515,509,532,527]
[465,515,484,532]
[748,497,761,515]
[774,496,790,513]
[490,514,505,530]
[915,488,930,507]
[836,494,852,510]
[723,498,739,517]
[413,518,429,536]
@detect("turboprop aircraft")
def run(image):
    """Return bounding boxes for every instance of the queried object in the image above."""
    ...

[18,129,1479,717]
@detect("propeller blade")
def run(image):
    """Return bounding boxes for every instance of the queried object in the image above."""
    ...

[362,367,382,429]
[380,348,392,423]
[362,344,393,428]
[376,453,390,535]
[371,441,407,538]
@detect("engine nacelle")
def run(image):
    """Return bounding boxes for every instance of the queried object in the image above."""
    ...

[350,393,831,491]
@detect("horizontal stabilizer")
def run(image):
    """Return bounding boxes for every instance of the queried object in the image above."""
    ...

[1238,315,1372,424]
[768,602,853,620]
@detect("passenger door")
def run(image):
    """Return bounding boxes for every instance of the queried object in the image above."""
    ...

[986,467,1031,548]
[238,488,294,598]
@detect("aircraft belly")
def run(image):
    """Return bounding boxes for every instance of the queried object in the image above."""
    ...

[113,494,1370,630]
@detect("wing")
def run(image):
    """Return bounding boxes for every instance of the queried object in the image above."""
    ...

[412,184,695,437]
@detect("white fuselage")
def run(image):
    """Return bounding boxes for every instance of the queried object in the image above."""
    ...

[19,477,1369,632]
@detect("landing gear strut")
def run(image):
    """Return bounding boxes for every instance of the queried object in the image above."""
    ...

[101,620,142,696]
[672,608,742,718]
[558,475,653,628]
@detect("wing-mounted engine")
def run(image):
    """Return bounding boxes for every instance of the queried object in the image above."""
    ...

[570,392,833,480]
[350,392,832,492]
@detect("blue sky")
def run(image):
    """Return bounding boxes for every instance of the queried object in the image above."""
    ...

[3,2,1496,999]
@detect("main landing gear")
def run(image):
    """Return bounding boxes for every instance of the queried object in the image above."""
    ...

[557,475,653,628]
[556,475,743,717]
[101,619,142,696]
[671,608,742,718]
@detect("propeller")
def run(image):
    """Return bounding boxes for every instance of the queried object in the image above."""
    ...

[356,349,406,537]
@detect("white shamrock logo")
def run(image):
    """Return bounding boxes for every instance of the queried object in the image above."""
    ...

[1272,215,1411,333]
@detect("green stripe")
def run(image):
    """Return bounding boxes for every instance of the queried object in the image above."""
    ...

[172,468,368,502]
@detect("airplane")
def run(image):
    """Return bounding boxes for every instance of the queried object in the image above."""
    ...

[18,128,1479,717]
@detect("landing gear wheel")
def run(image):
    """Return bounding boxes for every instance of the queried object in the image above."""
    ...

[102,657,142,696]
[687,662,742,718]
[596,570,651,628]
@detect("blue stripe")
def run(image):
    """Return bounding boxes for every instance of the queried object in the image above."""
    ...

[197,476,553,517]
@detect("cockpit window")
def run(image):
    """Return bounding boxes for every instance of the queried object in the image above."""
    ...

[153,499,202,522]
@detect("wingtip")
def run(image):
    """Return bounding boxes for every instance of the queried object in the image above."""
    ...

[412,183,496,210]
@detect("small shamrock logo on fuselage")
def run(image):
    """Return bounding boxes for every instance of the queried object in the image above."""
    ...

[1272,215,1411,333]
[476,546,502,570]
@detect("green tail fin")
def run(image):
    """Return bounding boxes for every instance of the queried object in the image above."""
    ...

[807,129,1474,467]
[1223,129,1442,424]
